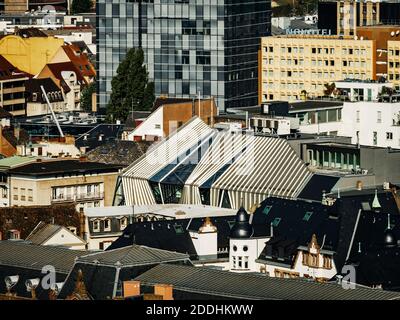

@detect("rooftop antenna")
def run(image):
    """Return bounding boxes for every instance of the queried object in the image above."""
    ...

[40,85,64,138]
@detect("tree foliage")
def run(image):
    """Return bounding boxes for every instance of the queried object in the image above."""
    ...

[71,0,93,14]
[107,48,155,122]
[81,82,96,112]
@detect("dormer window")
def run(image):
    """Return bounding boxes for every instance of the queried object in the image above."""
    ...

[104,219,111,232]
[93,220,100,232]
[120,217,128,230]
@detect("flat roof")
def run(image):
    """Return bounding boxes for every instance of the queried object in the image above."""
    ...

[0,156,38,169]
[289,100,344,112]
[85,204,237,219]
[8,159,123,176]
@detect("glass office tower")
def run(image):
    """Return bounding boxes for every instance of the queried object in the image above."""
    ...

[97,0,271,112]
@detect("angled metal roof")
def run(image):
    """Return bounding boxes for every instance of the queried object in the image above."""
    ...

[120,117,312,211]
[25,222,63,245]
[77,244,190,267]
[135,264,400,300]
[0,241,86,274]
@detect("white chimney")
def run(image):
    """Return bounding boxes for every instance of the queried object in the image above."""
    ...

[190,217,218,257]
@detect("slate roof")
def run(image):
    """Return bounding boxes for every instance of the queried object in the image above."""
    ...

[8,159,122,177]
[57,245,191,300]
[86,139,152,166]
[75,124,124,151]
[77,244,190,267]
[298,174,340,201]
[25,222,63,245]
[25,78,64,103]
[108,216,235,259]
[135,264,400,300]
[0,240,85,274]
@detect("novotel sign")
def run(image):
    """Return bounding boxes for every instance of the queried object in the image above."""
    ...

[286,29,332,35]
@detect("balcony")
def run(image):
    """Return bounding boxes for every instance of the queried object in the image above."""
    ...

[51,192,104,203]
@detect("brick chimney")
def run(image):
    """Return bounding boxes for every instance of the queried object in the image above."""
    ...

[123,280,141,298]
[154,284,173,300]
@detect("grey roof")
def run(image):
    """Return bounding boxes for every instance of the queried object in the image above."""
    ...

[0,241,86,274]
[135,264,400,300]
[77,244,190,267]
[25,222,63,245]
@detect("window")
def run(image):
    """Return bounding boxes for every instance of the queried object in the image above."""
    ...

[377,111,382,123]
[243,245,248,252]
[263,205,272,215]
[155,124,161,129]
[387,132,393,140]
[104,219,111,232]
[120,217,128,230]
[238,256,242,268]
[323,256,332,269]
[303,211,313,221]
[271,217,281,227]
[173,224,184,234]
[232,256,237,269]
[373,132,378,146]
[233,245,238,252]
[93,220,100,232]
[244,256,249,269]
[356,110,360,123]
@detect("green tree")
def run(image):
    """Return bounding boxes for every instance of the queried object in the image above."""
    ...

[81,82,96,112]
[71,0,92,14]
[107,48,155,122]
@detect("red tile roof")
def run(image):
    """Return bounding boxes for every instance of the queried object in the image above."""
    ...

[0,55,31,81]
[62,44,96,78]
[45,61,86,93]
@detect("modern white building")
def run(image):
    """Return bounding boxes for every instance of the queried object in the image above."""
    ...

[291,80,400,149]
[339,100,400,148]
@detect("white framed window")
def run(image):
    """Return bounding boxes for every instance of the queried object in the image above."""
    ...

[387,132,393,140]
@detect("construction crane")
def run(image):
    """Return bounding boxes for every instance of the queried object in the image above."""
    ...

[40,85,64,138]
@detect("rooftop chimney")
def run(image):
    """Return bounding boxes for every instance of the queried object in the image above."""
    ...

[154,284,173,300]
[123,280,141,298]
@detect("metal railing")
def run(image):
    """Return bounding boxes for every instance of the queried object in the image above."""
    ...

[51,192,104,202]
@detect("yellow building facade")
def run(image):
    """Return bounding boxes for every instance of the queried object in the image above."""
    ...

[0,35,64,76]
[259,36,375,103]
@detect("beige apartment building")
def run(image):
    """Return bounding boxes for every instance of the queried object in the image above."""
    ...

[7,159,122,211]
[259,35,375,103]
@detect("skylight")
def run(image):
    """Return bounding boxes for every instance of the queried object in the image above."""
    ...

[173,224,185,234]
[271,217,281,227]
[303,211,313,221]
[263,205,272,215]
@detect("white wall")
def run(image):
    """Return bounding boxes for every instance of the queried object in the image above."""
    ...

[339,101,400,148]
[126,107,164,140]
[42,228,86,250]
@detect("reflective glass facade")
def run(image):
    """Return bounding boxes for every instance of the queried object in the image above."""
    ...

[97,0,271,112]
